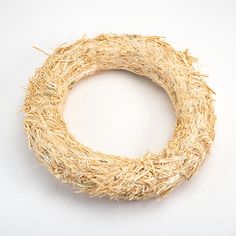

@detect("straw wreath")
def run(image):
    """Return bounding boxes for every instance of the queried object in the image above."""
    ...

[23,34,215,200]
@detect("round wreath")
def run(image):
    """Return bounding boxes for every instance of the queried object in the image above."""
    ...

[23,34,215,200]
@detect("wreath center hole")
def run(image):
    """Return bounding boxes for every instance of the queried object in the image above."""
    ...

[63,70,176,158]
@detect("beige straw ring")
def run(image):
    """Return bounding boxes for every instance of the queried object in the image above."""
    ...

[23,34,215,200]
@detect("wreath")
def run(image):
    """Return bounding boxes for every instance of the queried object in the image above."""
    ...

[24,34,215,200]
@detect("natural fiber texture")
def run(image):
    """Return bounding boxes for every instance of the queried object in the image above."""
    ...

[23,34,215,200]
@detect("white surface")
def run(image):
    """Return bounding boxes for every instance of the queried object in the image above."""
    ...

[64,70,176,158]
[0,0,236,235]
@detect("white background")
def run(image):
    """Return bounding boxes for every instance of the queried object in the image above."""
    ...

[0,0,236,235]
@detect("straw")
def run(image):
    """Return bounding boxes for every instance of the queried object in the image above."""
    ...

[23,34,215,200]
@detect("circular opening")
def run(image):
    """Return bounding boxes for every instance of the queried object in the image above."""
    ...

[63,70,176,158]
